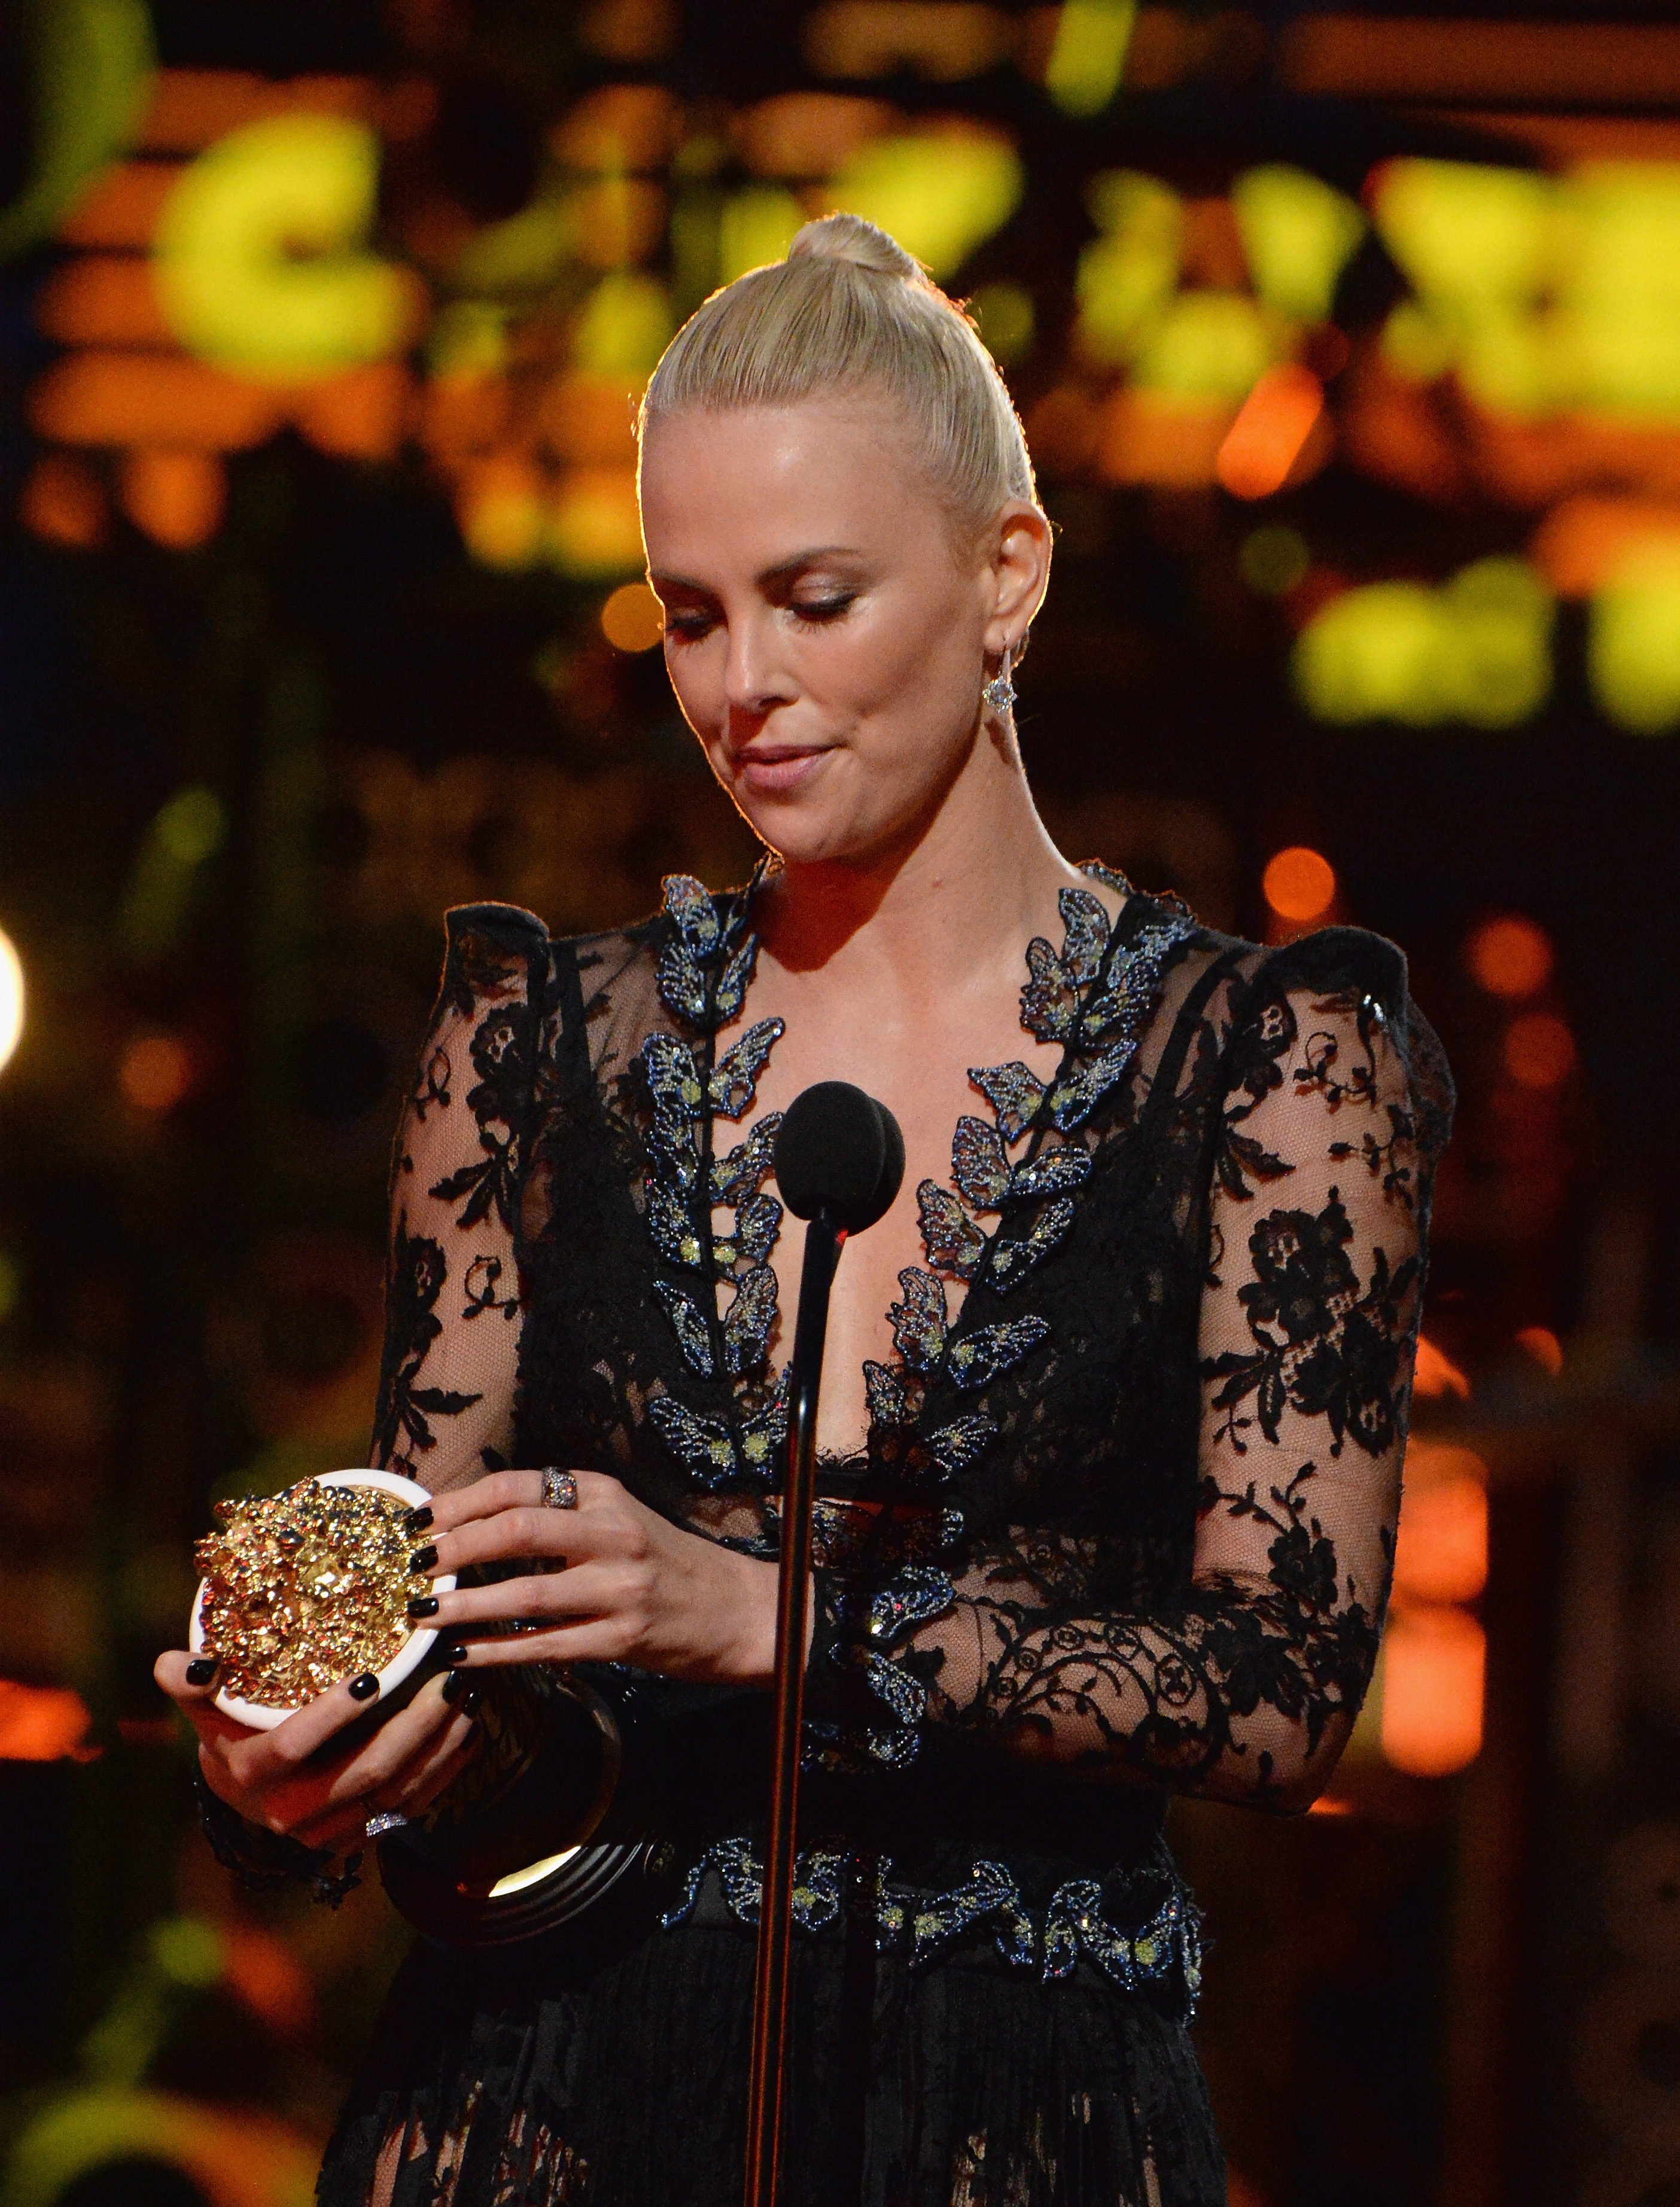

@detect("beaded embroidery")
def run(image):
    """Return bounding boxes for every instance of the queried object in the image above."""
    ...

[661,1837,1201,2008]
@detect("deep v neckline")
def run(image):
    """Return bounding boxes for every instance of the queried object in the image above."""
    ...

[638,864,1198,1497]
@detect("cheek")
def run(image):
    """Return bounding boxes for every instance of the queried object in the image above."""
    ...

[662,642,723,741]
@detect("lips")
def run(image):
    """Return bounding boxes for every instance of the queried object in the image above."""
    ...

[732,744,830,795]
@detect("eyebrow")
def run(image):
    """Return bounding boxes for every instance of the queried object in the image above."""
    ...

[649,547,866,595]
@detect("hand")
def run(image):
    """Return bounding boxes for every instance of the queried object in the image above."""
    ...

[154,1651,481,1855]
[404,1469,781,1685]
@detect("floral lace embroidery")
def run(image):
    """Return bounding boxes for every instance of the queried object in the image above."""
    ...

[661,1837,1203,2010]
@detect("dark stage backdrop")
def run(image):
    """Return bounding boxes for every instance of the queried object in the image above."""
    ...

[2,5,1679,2204]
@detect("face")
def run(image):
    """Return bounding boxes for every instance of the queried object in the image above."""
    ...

[639,397,1043,868]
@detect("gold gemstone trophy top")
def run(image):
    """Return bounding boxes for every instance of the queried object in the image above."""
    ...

[194,1480,419,1710]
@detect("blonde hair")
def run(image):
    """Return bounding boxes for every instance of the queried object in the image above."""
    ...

[639,212,1037,539]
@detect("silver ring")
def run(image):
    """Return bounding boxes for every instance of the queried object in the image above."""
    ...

[541,1467,578,1510]
[364,1808,409,1840]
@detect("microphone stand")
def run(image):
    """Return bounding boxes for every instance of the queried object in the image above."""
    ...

[744,1204,845,2207]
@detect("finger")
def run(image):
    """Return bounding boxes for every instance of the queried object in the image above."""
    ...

[442,1611,637,1671]
[422,1560,625,1634]
[410,1501,594,1586]
[155,1651,262,1751]
[294,1710,480,1850]
[405,1467,588,1540]
[242,1667,412,1778]
[308,1673,473,1813]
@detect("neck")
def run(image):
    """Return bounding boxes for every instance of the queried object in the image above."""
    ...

[755,722,1088,1002]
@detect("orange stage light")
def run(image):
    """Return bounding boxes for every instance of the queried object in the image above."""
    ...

[1215,363,1326,501]
[28,352,287,451]
[135,68,377,154]
[20,454,108,549]
[1412,1334,1471,1400]
[120,450,226,549]
[36,254,173,348]
[0,1680,95,1761]
[60,161,185,250]
[1515,1324,1565,1376]
[1466,913,1554,999]
[1380,1607,1486,1777]
[120,1033,194,1112]
[1504,1010,1577,1090]
[1394,1467,1489,1607]
[601,581,666,652]
[291,363,415,463]
[1262,844,1335,922]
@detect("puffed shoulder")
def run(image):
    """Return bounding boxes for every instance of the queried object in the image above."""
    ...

[442,901,552,953]
[1245,921,1455,1163]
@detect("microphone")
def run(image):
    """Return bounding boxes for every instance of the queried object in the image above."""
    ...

[747,1084,905,2207]
[772,1078,905,1233]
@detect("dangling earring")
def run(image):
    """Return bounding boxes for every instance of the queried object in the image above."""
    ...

[981,645,1015,718]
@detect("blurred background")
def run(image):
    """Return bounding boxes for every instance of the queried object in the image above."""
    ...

[2,1,1679,2202]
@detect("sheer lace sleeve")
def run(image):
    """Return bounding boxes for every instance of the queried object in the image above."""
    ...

[806,940,1451,1813]
[370,905,550,1497]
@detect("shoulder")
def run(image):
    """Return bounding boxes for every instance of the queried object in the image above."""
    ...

[1182,915,1454,1161]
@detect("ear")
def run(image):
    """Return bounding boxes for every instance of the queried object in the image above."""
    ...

[982,501,1052,656]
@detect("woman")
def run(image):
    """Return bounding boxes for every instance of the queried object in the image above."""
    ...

[158,214,1451,2206]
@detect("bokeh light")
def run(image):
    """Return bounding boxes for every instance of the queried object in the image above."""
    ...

[1392,1449,1490,1606]
[1215,363,1325,499]
[1238,523,1310,596]
[1380,1607,1486,1777]
[120,1032,194,1112]
[1262,844,1336,922]
[600,581,666,652]
[0,928,25,1074]
[0,1680,93,1761]
[1504,1010,1578,1089]
[1466,912,1554,998]
[1515,1325,1565,1376]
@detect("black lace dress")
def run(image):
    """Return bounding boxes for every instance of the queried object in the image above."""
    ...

[317,864,1452,2207]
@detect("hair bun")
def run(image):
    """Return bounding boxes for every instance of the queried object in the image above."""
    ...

[788,212,924,282]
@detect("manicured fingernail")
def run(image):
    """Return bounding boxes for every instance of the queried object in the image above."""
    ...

[409,1544,437,1573]
[349,1673,381,1701]
[403,1503,434,1533]
[407,1594,440,1619]
[185,1657,218,1686]
[442,1666,470,1704]
[445,1643,470,1668]
[462,1686,483,1717]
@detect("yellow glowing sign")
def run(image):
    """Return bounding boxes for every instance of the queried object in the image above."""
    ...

[829,130,1024,279]
[1045,0,1137,117]
[719,187,805,282]
[1231,164,1365,325]
[1294,557,1555,728]
[1376,157,1680,421]
[1074,170,1180,366]
[0,929,23,1072]
[1588,563,1680,734]
[155,114,416,381]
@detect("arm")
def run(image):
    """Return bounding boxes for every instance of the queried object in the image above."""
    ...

[806,962,1449,1812]
[372,905,546,1492]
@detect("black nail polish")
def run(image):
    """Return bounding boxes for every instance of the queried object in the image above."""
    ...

[407,1594,439,1619]
[445,1643,471,1668]
[442,1666,470,1704]
[349,1673,381,1701]
[409,1543,437,1574]
[185,1657,218,1686]
[461,1686,483,1717]
[403,1503,434,1533]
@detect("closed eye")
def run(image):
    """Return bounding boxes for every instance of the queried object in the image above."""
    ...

[790,594,856,625]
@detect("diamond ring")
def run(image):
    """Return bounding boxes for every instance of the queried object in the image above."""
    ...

[540,1467,578,1510]
[364,1808,409,1840]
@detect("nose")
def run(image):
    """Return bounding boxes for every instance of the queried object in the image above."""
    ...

[722,608,794,724]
